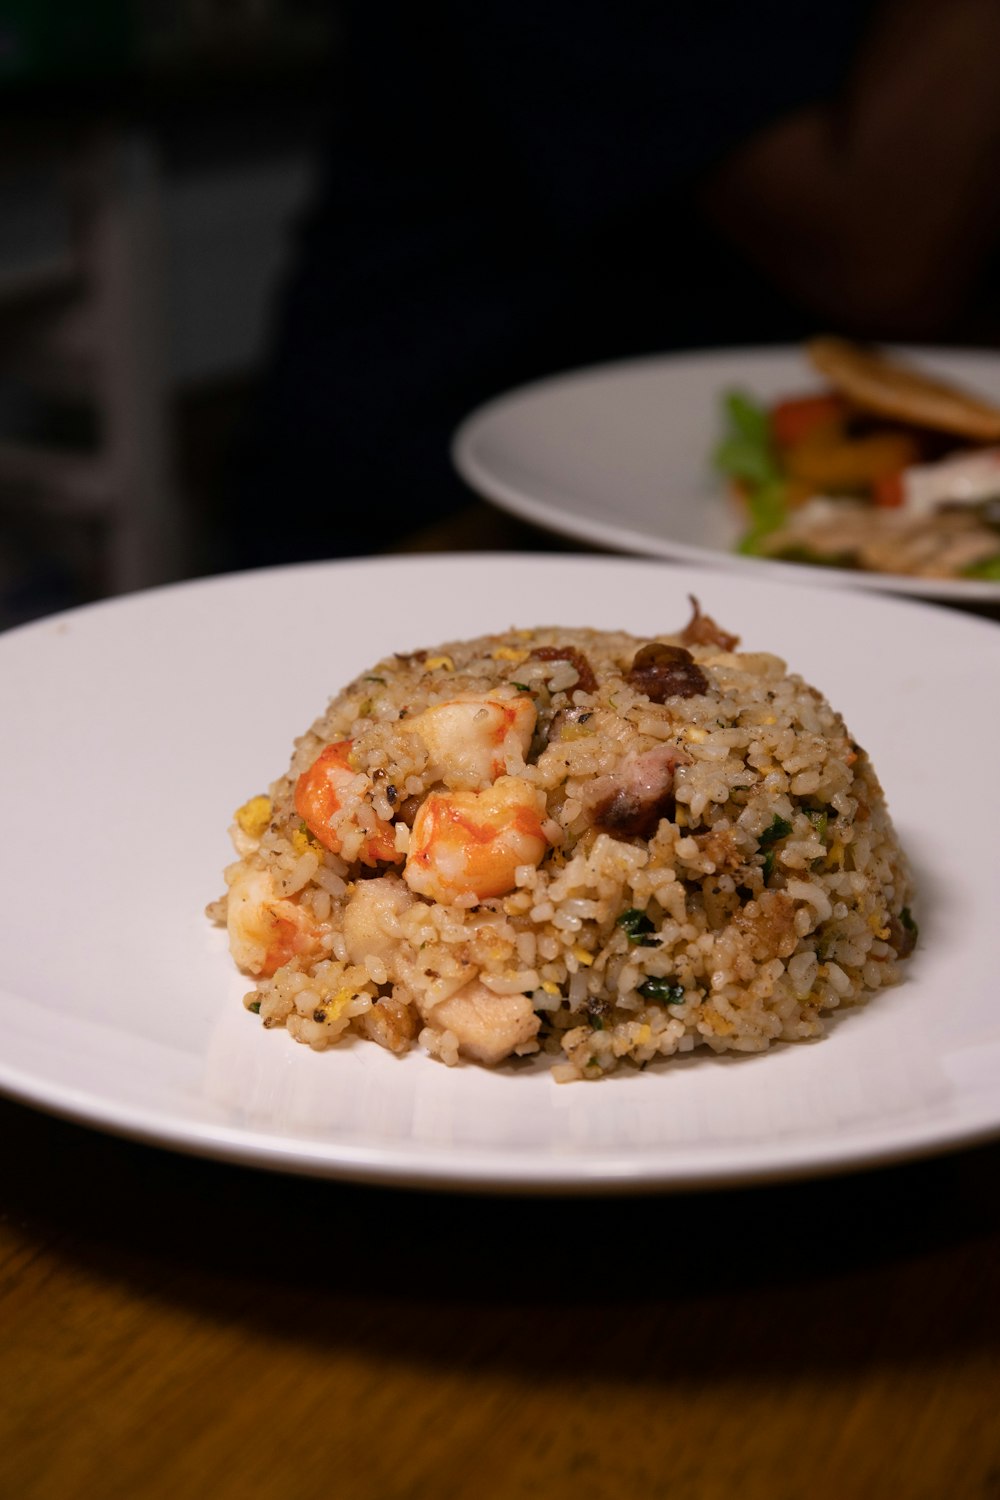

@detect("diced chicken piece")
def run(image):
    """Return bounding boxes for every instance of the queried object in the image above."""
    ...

[422,978,540,1066]
[528,645,597,694]
[406,692,536,790]
[342,875,414,970]
[759,497,1000,579]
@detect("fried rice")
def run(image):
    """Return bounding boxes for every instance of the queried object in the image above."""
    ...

[208,601,916,1081]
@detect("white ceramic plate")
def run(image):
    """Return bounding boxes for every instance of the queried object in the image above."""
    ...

[1,555,998,1193]
[453,345,1000,603]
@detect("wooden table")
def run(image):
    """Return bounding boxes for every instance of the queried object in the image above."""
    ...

[3,517,1000,1498]
[3,1097,1000,1500]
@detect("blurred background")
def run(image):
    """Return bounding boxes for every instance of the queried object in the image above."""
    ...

[0,0,333,625]
[1,0,999,627]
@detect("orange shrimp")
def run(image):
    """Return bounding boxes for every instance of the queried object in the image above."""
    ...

[407,692,536,789]
[404,775,549,903]
[295,740,401,865]
[226,866,326,977]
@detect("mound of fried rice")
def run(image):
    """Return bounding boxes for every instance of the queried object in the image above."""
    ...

[208,602,916,1081]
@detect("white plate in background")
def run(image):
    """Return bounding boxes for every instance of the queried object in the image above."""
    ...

[453,345,1000,603]
[0,554,998,1191]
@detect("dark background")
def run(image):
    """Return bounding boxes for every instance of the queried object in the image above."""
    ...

[2,0,1000,622]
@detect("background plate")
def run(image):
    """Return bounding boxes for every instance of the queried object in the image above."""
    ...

[452,345,1000,603]
[1,554,999,1191]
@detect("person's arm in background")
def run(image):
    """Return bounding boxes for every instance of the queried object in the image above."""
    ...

[701,0,1000,336]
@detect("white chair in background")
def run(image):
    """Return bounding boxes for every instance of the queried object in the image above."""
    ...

[0,126,179,598]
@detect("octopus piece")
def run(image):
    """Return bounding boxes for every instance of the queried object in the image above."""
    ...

[528,645,597,695]
[581,743,689,840]
[626,642,709,702]
[678,596,740,653]
[420,978,540,1066]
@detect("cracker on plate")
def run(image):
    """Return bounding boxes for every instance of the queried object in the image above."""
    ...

[808,337,1000,442]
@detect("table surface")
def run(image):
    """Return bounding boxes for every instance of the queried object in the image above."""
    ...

[4,507,1000,1499]
[4,1098,1000,1500]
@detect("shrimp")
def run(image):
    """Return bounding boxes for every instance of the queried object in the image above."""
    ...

[403,775,549,904]
[294,740,402,866]
[226,865,326,977]
[406,692,536,790]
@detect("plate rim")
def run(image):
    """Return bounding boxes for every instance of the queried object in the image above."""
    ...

[451,343,1000,604]
[3,551,1000,1194]
[3,1047,999,1196]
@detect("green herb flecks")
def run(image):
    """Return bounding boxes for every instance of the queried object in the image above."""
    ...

[807,809,829,842]
[807,810,830,870]
[247,999,261,1014]
[511,682,532,693]
[637,978,686,1005]
[759,814,793,846]
[759,813,793,880]
[616,908,659,946]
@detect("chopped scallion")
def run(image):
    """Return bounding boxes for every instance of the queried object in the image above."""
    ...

[615,908,659,946]
[637,978,686,1004]
[759,814,793,847]
[807,810,829,843]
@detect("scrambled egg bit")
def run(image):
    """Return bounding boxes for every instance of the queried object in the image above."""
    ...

[234,795,272,840]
